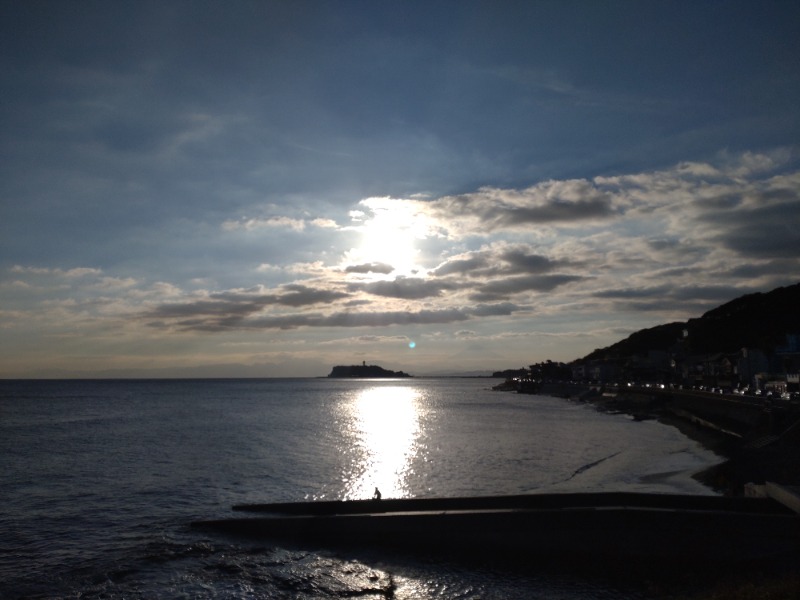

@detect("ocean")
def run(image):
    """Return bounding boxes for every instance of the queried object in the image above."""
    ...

[0,378,723,599]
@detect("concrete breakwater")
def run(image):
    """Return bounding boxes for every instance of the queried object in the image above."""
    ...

[195,491,800,565]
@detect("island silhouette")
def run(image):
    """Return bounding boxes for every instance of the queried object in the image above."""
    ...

[327,362,412,378]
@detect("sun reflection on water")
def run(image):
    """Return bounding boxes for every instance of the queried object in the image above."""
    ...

[342,386,422,500]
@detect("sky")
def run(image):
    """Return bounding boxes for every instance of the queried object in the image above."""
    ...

[1,1,799,378]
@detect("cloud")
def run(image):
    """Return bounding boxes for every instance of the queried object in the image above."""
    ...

[345,245,580,304]
[310,218,339,229]
[4,151,800,377]
[429,245,574,279]
[594,286,672,300]
[86,276,138,291]
[425,179,617,237]
[352,277,450,300]
[498,249,562,273]
[144,284,350,323]
[429,253,491,277]
[345,262,394,274]
[701,187,800,258]
[470,274,585,302]
[40,151,797,343]
[317,334,410,346]
[147,306,475,333]
[455,329,477,338]
[468,302,523,317]
[222,216,315,232]
[273,284,351,307]
[592,284,761,315]
[139,266,529,331]
[10,265,103,278]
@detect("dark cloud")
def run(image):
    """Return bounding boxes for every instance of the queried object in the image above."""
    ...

[320,308,470,328]
[148,298,258,319]
[647,266,699,278]
[608,300,712,314]
[274,284,351,307]
[646,238,681,251]
[429,255,490,277]
[352,277,450,300]
[145,285,349,321]
[471,274,585,302]
[594,286,672,300]
[699,188,800,259]
[699,193,745,211]
[728,261,799,279]
[468,302,522,317]
[344,262,394,274]
[670,285,759,303]
[433,187,616,232]
[150,306,475,333]
[716,208,800,257]
[494,198,614,226]
[498,249,563,274]
[442,199,612,231]
[593,284,767,317]
[141,279,527,332]
[430,247,569,279]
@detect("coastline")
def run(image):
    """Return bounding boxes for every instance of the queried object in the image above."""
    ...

[579,389,800,496]
[571,389,800,598]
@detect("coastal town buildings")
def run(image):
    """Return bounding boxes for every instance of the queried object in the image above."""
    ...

[505,285,800,399]
[564,336,800,396]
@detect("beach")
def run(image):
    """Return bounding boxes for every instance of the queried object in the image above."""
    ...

[580,388,800,494]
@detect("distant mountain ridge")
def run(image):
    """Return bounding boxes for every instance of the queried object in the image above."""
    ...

[582,283,800,361]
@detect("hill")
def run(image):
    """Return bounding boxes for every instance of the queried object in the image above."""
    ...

[582,283,800,361]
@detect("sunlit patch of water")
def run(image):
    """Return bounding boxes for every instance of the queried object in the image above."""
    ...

[341,386,423,500]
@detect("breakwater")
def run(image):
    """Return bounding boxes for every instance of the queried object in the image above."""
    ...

[196,491,800,565]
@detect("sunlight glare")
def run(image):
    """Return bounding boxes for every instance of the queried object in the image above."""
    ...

[350,198,427,276]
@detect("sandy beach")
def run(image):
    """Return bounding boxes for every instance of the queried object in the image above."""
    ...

[586,391,800,494]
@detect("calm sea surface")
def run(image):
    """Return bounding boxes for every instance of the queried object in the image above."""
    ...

[0,378,722,599]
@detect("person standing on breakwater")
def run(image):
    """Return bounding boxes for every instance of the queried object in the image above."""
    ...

[373,487,382,500]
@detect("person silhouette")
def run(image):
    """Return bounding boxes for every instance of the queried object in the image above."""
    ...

[373,487,382,500]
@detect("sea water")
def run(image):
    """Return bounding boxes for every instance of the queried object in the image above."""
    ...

[0,378,722,599]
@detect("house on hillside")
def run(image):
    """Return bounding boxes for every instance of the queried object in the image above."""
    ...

[679,352,739,388]
[737,347,770,388]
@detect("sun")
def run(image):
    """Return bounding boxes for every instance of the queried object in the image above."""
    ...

[359,219,417,274]
[350,198,424,276]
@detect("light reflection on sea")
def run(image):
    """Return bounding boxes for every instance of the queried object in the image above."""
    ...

[341,385,425,499]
